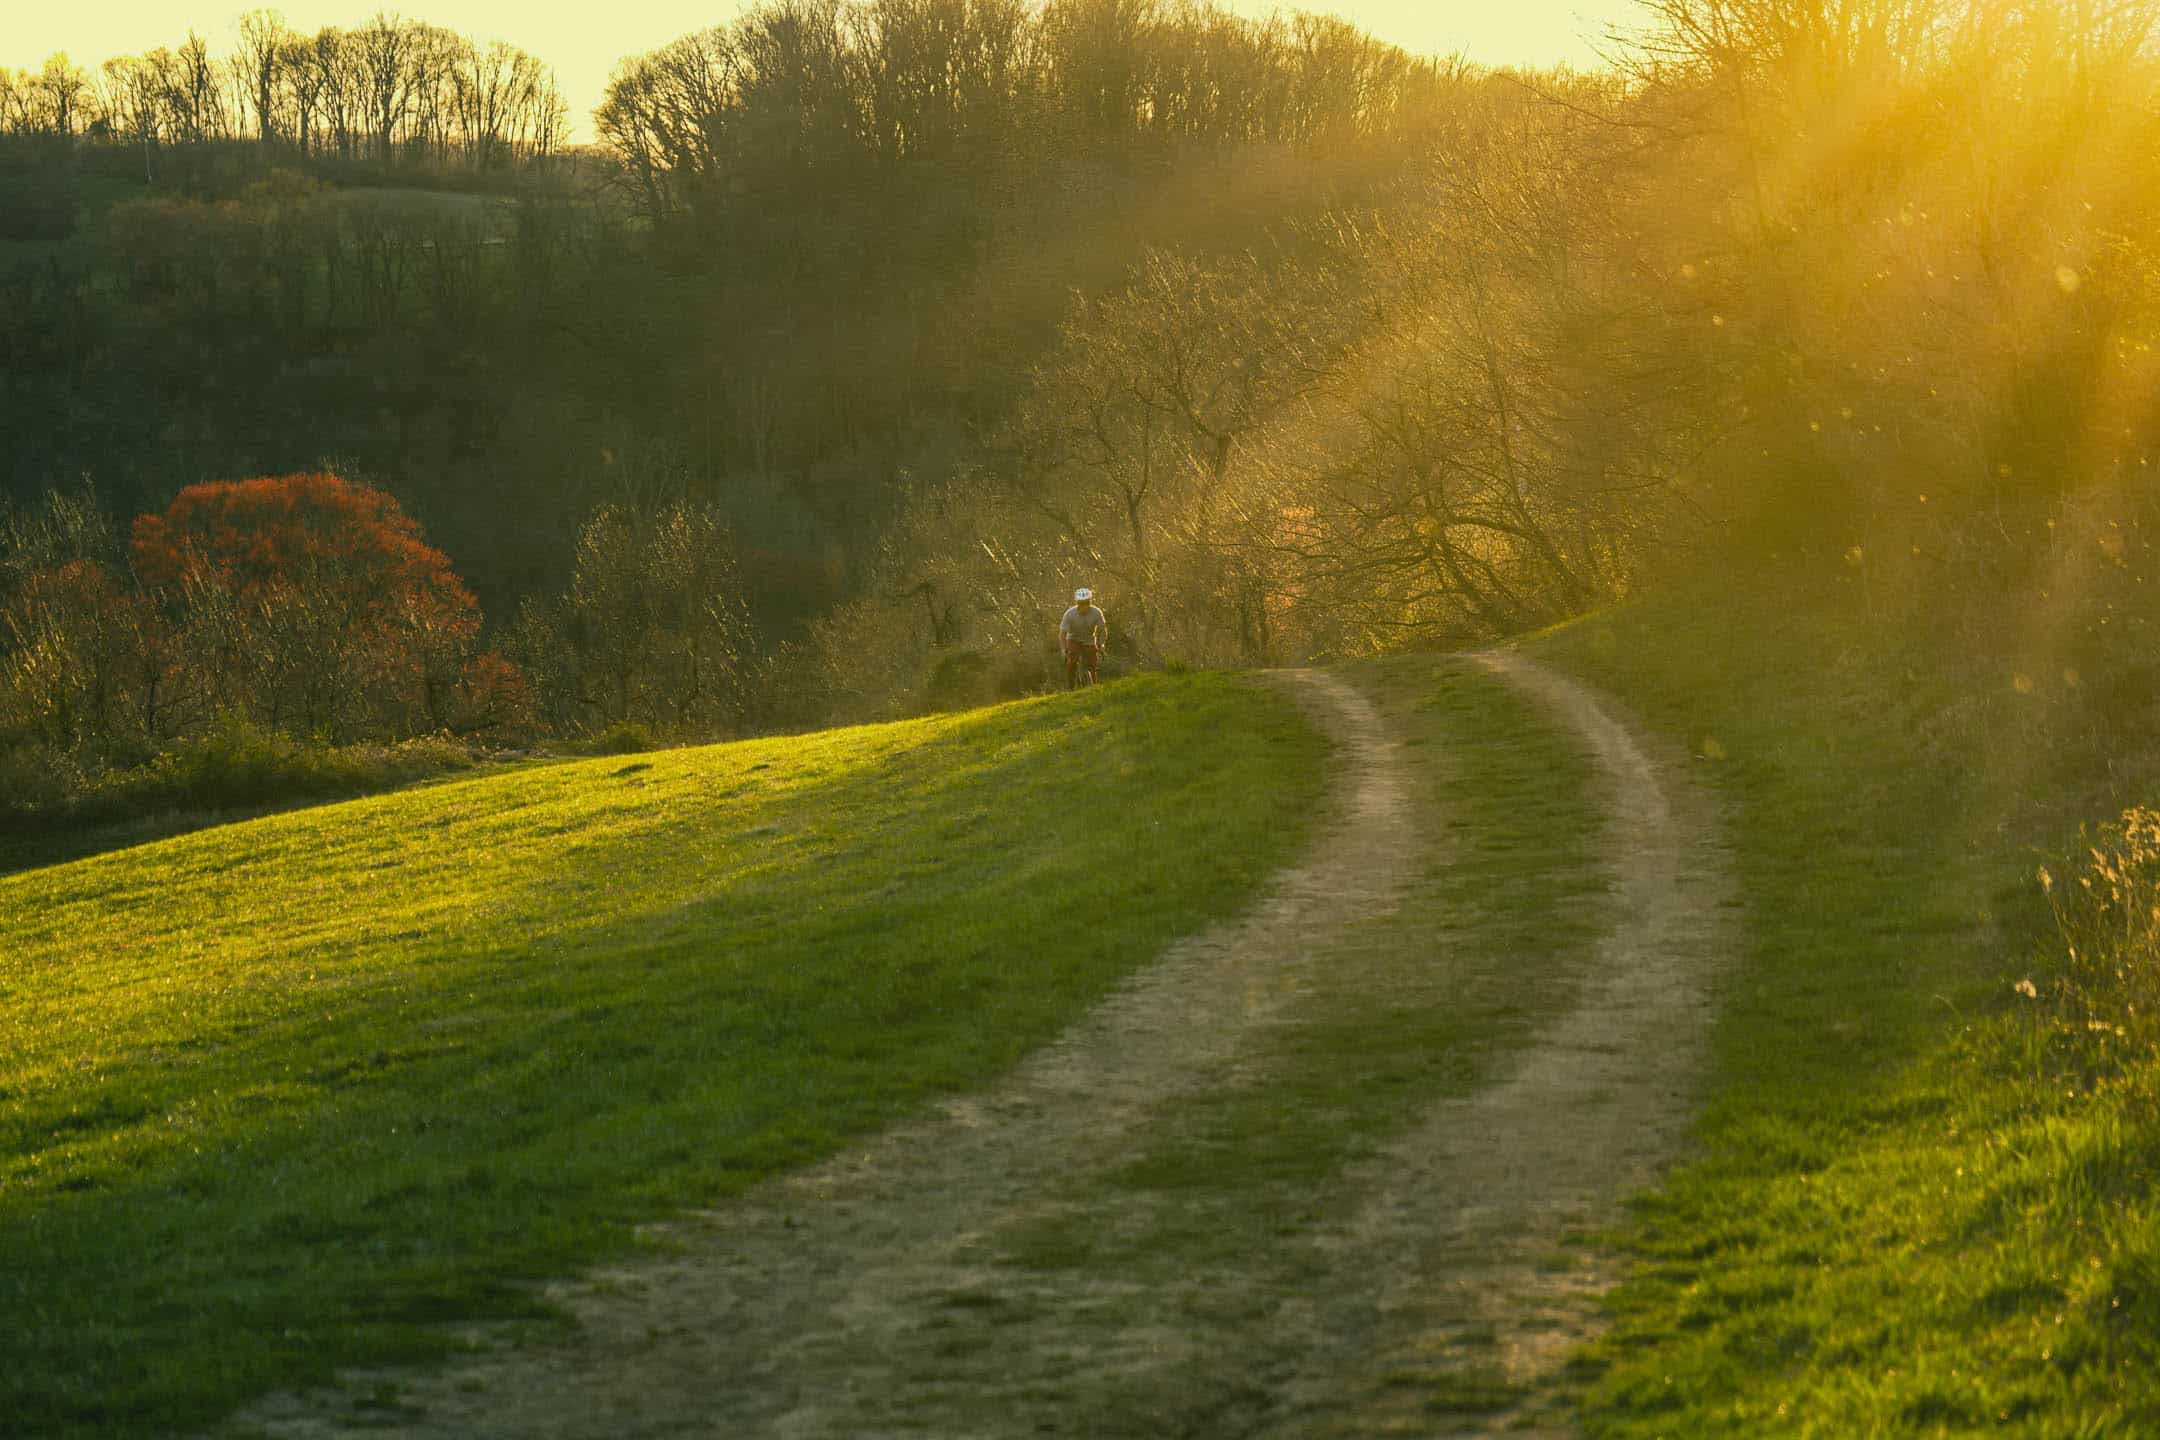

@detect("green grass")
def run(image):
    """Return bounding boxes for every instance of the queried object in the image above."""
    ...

[1525,568,2160,1435]
[24,556,2158,1436]
[0,723,501,877]
[0,671,1327,1437]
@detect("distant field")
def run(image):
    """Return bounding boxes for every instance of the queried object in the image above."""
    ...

[0,672,1329,1437]
[333,186,498,216]
[0,174,517,268]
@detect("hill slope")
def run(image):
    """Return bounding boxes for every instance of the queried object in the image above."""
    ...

[1523,567,2160,1435]
[221,654,1663,1438]
[18,568,2160,1438]
[0,672,1327,1436]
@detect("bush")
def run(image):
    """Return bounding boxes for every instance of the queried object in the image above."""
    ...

[130,472,489,742]
[575,721,654,756]
[919,645,1059,714]
[514,501,756,738]
[0,740,79,816]
[993,649,1056,699]
[2027,807,2160,1076]
[128,714,343,810]
[453,651,540,745]
[920,650,994,712]
[0,717,482,834]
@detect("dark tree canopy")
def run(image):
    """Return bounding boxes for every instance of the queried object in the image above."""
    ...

[5,0,2160,743]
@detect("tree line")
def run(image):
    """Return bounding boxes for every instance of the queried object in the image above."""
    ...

[5,0,2159,774]
[1,10,568,178]
[0,474,766,807]
[2,1,1449,658]
[795,0,2160,713]
[598,0,1459,229]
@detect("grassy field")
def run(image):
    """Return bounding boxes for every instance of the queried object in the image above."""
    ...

[15,561,2160,1437]
[0,672,1328,1437]
[1526,566,2160,1435]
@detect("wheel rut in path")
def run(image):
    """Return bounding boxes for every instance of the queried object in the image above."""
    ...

[1255,653,1738,1437]
[238,659,1735,1440]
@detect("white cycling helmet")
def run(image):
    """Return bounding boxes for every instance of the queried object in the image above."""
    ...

[1074,587,1093,602]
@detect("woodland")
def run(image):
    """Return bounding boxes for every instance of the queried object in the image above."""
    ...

[3,0,2158,803]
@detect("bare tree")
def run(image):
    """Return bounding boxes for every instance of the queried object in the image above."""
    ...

[232,10,290,145]
[6,55,96,137]
[160,32,229,143]
[359,11,412,162]
[98,57,165,179]
[599,28,745,220]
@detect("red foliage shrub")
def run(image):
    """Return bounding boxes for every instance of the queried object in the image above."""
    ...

[132,472,474,619]
[454,650,538,741]
[130,474,503,740]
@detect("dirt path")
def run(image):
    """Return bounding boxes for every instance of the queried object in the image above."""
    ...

[1252,653,1738,1436]
[237,660,1733,1440]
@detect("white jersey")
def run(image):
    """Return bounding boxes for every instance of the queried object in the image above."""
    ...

[1060,604,1106,645]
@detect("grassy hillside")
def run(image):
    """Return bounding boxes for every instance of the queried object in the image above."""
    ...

[1523,562,2160,1435]
[0,672,1328,1437]
[16,551,2159,1438]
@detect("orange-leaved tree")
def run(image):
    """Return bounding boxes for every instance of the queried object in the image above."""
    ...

[131,472,522,740]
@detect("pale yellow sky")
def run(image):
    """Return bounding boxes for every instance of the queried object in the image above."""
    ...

[6,1,1640,143]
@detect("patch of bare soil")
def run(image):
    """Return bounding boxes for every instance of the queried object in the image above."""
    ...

[234,660,1733,1440]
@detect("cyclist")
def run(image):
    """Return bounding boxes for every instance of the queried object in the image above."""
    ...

[1059,587,1108,689]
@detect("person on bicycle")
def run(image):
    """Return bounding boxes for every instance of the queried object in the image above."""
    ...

[1060,588,1107,688]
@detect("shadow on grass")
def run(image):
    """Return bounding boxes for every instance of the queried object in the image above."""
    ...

[0,672,1329,1438]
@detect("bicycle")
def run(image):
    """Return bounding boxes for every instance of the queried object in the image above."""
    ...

[1064,641,1102,690]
